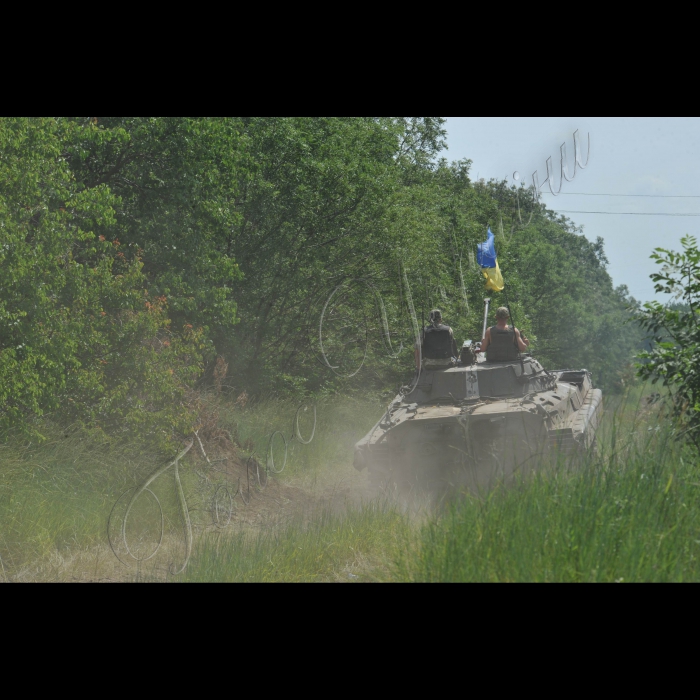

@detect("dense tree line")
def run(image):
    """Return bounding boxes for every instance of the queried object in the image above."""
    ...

[0,117,643,443]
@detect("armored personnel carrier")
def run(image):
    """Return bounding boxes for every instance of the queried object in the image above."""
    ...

[354,303,603,494]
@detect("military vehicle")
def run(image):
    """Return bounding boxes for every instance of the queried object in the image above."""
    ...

[354,300,603,494]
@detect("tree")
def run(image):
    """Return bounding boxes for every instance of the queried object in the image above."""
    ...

[0,118,204,445]
[635,236,700,447]
[1,117,643,444]
[61,117,243,339]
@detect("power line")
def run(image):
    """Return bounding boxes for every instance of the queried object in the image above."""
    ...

[542,192,700,198]
[555,211,700,217]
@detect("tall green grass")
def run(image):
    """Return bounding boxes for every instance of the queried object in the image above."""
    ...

[3,389,698,583]
[0,396,387,581]
[0,430,198,581]
[179,502,409,583]
[397,398,700,583]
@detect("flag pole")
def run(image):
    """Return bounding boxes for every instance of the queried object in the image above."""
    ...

[482,298,491,341]
[503,282,527,377]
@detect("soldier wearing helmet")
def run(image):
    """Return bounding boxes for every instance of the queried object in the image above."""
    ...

[477,307,529,362]
[415,310,459,370]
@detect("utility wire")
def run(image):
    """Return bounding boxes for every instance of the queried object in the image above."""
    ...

[541,192,700,198]
[555,211,700,217]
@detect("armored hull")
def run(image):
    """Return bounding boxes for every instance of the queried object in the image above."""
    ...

[354,356,603,494]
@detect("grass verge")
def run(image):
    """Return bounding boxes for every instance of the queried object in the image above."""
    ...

[3,388,698,584]
[0,395,388,582]
[396,399,700,583]
[179,502,409,583]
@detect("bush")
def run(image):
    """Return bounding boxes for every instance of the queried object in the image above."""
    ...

[0,118,206,446]
[635,236,700,447]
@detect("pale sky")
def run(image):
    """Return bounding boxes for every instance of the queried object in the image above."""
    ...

[445,117,700,301]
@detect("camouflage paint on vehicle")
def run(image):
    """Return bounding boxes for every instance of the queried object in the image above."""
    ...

[354,355,603,494]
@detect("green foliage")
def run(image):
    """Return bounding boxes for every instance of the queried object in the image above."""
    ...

[196,120,640,396]
[397,409,700,583]
[415,172,644,389]
[180,504,406,583]
[218,117,449,392]
[61,117,243,338]
[4,392,697,583]
[0,395,393,581]
[635,236,700,445]
[0,425,200,579]
[1,116,642,446]
[492,199,644,391]
[0,118,205,445]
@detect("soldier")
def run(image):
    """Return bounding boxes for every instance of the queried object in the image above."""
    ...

[415,310,459,370]
[478,307,529,362]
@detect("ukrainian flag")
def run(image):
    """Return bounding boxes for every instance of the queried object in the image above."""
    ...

[477,228,505,292]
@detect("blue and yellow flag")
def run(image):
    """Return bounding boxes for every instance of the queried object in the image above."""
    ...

[477,228,505,292]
